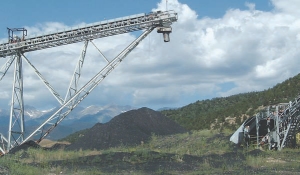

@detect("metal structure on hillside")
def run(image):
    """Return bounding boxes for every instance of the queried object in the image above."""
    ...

[230,94,300,150]
[0,10,178,154]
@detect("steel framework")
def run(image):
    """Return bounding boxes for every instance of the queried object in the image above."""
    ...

[0,10,178,154]
[231,94,300,150]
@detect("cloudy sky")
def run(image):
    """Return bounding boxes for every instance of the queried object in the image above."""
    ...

[0,0,299,110]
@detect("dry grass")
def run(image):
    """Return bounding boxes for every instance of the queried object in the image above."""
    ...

[2,130,300,174]
[39,139,70,148]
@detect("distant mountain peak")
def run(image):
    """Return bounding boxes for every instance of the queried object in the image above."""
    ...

[0,104,136,140]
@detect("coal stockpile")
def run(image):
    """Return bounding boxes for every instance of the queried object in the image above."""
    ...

[8,140,40,154]
[66,107,188,150]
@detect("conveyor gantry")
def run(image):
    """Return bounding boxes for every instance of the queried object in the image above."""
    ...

[0,10,177,58]
[0,10,178,154]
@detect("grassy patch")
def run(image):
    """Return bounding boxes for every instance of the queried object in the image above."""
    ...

[2,130,300,174]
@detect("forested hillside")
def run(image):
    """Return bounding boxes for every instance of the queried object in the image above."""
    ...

[161,73,300,131]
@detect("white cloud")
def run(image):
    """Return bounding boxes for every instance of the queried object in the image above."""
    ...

[245,2,256,11]
[1,0,300,110]
[271,0,300,16]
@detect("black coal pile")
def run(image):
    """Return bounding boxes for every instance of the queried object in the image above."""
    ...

[8,140,40,154]
[66,107,188,150]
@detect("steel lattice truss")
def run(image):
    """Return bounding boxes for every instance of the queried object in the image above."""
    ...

[233,94,300,150]
[264,96,300,149]
[0,10,178,154]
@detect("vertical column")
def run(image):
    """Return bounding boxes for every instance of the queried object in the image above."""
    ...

[256,114,260,149]
[276,106,281,150]
[7,52,24,150]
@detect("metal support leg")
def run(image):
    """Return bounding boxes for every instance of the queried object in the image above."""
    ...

[276,106,281,150]
[0,133,8,154]
[256,114,259,149]
[7,52,25,150]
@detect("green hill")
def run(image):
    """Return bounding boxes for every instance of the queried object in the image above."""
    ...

[161,73,300,131]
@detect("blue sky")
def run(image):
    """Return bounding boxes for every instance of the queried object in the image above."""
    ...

[1,0,300,110]
[0,0,272,38]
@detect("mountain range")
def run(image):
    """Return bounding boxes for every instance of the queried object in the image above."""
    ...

[0,104,135,140]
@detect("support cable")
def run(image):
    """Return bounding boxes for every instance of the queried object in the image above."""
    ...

[22,54,64,105]
[90,40,110,63]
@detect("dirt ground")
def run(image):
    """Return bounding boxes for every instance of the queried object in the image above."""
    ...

[45,151,246,174]
[0,166,9,175]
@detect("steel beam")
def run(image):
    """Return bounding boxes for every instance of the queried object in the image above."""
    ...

[22,54,64,105]
[65,40,89,102]
[0,56,15,81]
[0,11,178,58]
[8,52,25,150]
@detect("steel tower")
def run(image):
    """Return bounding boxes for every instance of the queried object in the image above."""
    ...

[0,10,178,154]
[230,94,300,150]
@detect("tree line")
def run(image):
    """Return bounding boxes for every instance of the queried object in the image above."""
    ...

[161,73,300,131]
